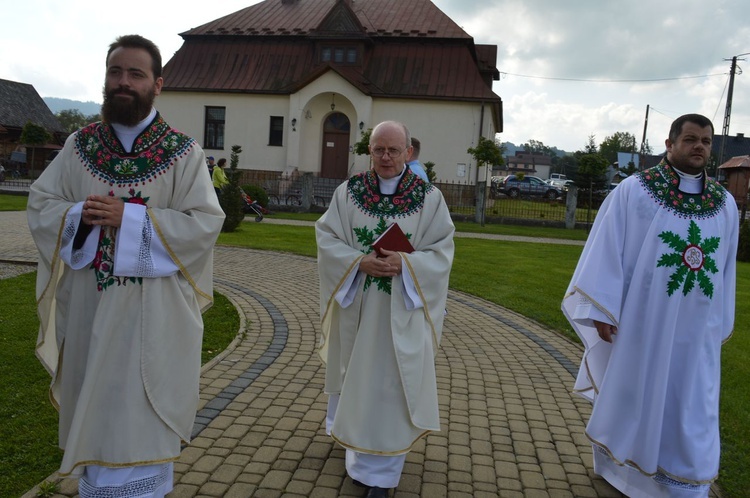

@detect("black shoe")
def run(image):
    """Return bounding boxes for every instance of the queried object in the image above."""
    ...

[364,487,390,498]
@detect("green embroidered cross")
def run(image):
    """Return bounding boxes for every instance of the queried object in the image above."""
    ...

[657,220,719,298]
[353,217,412,294]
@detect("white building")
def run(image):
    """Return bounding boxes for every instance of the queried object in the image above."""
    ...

[156,0,503,183]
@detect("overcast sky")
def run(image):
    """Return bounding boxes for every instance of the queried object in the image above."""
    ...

[2,0,748,152]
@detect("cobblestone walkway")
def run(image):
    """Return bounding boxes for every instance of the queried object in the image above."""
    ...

[0,211,635,497]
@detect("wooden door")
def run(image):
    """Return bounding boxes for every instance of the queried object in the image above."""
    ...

[321,112,350,179]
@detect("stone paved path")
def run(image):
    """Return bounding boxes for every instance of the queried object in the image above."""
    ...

[0,210,690,497]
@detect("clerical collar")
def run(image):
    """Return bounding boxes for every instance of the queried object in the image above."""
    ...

[111,108,157,153]
[664,157,704,195]
[377,167,406,195]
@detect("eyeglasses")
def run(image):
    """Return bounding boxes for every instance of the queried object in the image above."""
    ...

[371,147,404,157]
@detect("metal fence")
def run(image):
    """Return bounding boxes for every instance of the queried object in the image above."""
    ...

[234,172,603,228]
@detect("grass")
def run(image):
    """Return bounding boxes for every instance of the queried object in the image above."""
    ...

[0,193,28,211]
[0,272,239,497]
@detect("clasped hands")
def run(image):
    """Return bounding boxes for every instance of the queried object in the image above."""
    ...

[81,194,125,228]
[359,248,402,278]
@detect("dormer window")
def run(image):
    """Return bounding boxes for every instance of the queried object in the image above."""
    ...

[320,45,359,64]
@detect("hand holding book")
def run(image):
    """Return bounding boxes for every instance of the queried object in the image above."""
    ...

[371,223,414,257]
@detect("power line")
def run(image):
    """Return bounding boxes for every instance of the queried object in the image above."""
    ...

[498,72,726,83]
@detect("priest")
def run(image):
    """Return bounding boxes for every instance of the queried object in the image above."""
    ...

[316,121,454,498]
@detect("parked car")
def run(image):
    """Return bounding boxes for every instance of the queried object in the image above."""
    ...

[494,174,563,199]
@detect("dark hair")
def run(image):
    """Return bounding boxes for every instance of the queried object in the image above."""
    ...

[411,137,421,153]
[107,34,162,79]
[217,158,227,167]
[669,114,714,143]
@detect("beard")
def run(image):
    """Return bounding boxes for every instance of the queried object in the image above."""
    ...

[101,85,156,126]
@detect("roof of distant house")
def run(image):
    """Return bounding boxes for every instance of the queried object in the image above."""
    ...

[0,78,64,132]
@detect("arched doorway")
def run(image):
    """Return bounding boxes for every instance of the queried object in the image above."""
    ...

[321,112,350,179]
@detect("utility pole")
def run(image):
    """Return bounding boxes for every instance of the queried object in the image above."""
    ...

[718,53,750,169]
[639,104,649,171]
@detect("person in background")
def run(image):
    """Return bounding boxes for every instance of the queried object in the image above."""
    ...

[405,137,429,182]
[212,157,229,196]
[207,155,215,176]
[562,113,738,497]
[316,121,454,498]
[26,34,224,498]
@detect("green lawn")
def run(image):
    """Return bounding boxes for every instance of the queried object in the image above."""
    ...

[0,272,239,497]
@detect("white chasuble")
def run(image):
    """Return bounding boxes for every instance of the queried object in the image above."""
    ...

[562,162,738,496]
[27,114,225,477]
[316,170,454,454]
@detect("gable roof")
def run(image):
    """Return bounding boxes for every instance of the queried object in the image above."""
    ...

[181,0,470,40]
[714,133,750,161]
[163,0,502,128]
[0,79,64,133]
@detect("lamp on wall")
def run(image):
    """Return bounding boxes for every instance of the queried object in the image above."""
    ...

[330,93,336,111]
[291,118,297,131]
[359,121,364,131]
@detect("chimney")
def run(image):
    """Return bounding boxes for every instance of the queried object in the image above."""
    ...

[737,132,745,140]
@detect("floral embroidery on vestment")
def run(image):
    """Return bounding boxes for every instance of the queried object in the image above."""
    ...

[348,171,425,294]
[636,161,726,219]
[353,217,413,294]
[348,170,430,219]
[91,189,150,291]
[74,113,194,188]
[657,220,719,298]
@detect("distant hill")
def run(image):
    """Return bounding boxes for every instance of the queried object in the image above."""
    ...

[44,97,101,116]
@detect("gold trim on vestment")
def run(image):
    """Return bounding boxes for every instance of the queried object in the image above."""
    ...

[34,206,69,379]
[330,428,434,456]
[587,434,718,485]
[571,286,618,326]
[58,455,180,478]
[318,254,365,364]
[148,208,213,307]
[401,253,439,352]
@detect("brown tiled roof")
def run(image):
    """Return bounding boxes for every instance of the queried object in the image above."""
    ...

[164,0,502,127]
[164,39,498,101]
[182,0,470,39]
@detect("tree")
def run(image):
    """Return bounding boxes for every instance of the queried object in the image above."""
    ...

[520,139,551,156]
[20,121,52,176]
[219,145,246,232]
[353,128,372,156]
[575,152,609,192]
[557,154,579,179]
[467,136,505,172]
[423,161,437,182]
[583,135,598,154]
[599,131,638,165]
[55,109,100,134]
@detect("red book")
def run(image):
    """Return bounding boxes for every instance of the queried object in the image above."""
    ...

[371,223,414,256]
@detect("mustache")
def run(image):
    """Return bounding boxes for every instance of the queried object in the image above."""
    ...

[105,87,139,99]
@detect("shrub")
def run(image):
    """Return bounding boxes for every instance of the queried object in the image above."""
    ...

[219,145,245,232]
[738,219,750,262]
[241,184,269,208]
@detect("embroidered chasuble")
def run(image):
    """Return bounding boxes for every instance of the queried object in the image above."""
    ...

[316,170,454,455]
[27,114,225,477]
[562,162,738,497]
